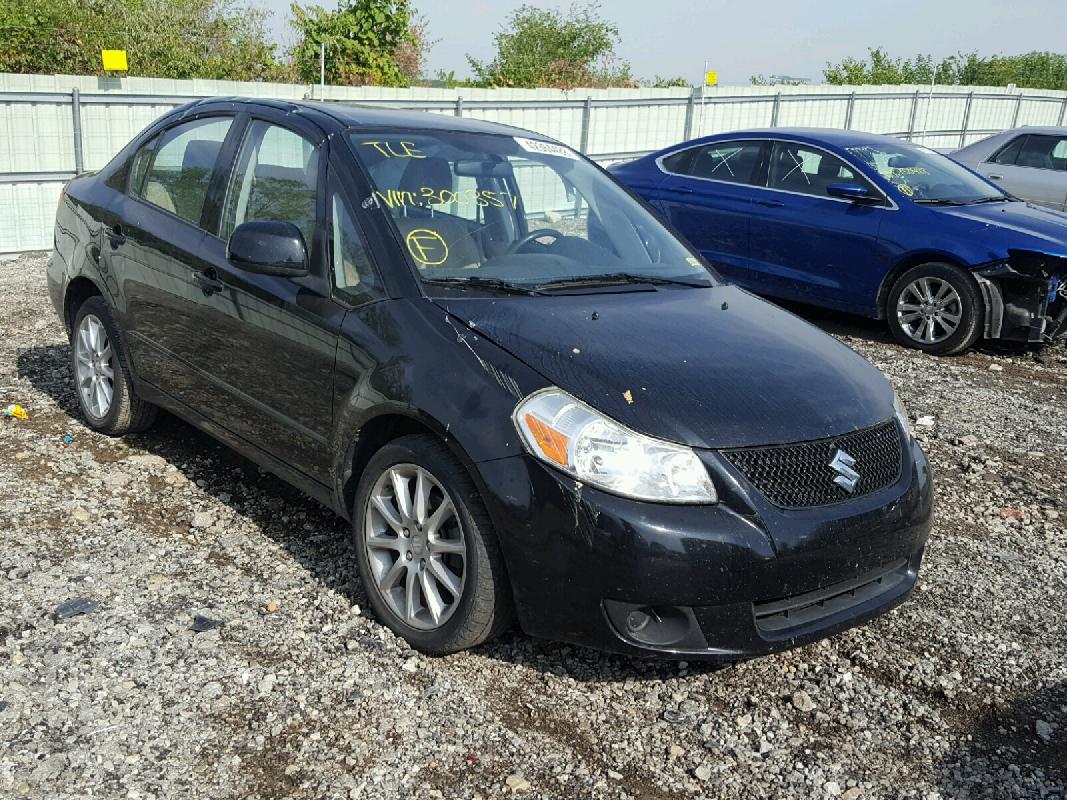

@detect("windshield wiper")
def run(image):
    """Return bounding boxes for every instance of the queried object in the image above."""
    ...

[913,198,970,206]
[534,272,710,291]
[422,276,544,295]
[914,196,1010,206]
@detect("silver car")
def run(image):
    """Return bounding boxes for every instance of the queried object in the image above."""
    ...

[952,127,1067,211]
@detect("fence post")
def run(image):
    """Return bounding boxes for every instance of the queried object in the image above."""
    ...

[579,96,592,154]
[843,92,856,130]
[770,92,781,127]
[905,91,920,140]
[454,96,463,117]
[959,91,974,149]
[1010,92,1024,128]
[71,88,84,176]
[683,87,696,140]
[1059,96,1067,126]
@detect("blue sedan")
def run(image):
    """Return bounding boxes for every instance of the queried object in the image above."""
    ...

[610,129,1066,354]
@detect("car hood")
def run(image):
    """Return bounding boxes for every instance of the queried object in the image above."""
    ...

[935,201,1067,252]
[433,284,894,450]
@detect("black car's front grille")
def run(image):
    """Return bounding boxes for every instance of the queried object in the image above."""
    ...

[721,420,903,509]
[753,559,910,634]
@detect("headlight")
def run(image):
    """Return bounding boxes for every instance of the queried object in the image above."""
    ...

[893,391,913,439]
[513,388,717,504]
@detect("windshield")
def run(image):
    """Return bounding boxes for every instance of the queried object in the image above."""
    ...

[347,130,714,289]
[845,142,1007,204]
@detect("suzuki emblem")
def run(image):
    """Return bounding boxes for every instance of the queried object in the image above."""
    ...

[830,449,861,493]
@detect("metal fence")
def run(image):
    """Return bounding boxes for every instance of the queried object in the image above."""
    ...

[3,83,1067,253]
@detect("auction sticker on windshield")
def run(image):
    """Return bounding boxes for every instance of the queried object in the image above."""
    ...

[515,137,578,160]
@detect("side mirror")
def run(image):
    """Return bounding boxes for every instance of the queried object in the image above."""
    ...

[227,220,309,277]
[827,183,881,204]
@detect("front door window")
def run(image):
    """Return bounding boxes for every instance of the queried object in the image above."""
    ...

[220,120,320,247]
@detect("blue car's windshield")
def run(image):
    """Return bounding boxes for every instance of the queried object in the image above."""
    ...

[347,129,714,289]
[846,142,1007,204]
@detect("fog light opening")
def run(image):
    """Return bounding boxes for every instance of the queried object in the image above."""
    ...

[605,601,706,649]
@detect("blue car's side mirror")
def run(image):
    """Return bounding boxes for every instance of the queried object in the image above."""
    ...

[827,183,881,204]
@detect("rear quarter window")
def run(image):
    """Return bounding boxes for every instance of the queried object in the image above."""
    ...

[660,148,696,175]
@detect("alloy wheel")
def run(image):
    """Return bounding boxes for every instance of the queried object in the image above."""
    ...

[364,463,467,630]
[75,314,115,418]
[896,277,963,345]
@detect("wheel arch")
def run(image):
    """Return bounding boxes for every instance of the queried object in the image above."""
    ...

[875,251,973,319]
[338,408,495,523]
[338,408,519,623]
[63,276,104,336]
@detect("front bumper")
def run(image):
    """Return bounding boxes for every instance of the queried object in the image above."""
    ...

[974,256,1065,343]
[477,432,933,660]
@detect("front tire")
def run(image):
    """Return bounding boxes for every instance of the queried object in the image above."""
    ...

[352,434,513,655]
[71,296,157,435]
[886,263,983,355]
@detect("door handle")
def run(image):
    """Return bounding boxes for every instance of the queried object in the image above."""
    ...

[988,174,1003,180]
[755,199,785,208]
[105,224,126,247]
[193,267,225,296]
[668,185,694,194]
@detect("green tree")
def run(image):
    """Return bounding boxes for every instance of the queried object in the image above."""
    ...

[289,0,416,86]
[647,75,689,88]
[750,74,808,86]
[824,48,1067,90]
[0,0,282,79]
[467,2,633,88]
[393,11,436,85]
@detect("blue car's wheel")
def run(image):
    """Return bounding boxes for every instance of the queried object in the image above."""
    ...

[887,263,982,356]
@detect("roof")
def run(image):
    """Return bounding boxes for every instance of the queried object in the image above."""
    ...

[305,101,536,137]
[1008,125,1067,135]
[190,97,544,140]
[703,128,910,147]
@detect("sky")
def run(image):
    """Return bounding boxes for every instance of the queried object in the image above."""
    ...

[260,0,1067,85]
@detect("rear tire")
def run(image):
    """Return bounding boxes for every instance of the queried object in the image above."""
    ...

[70,296,157,435]
[886,263,983,355]
[352,434,513,655]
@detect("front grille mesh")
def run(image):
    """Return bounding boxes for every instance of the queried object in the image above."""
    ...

[721,420,903,508]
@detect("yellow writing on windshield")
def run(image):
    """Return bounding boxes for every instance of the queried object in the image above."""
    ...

[406,228,449,266]
[361,140,426,159]
[373,187,519,210]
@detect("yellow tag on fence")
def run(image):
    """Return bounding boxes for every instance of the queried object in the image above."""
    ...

[101,50,128,72]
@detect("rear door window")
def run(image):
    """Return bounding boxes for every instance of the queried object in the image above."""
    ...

[140,117,233,226]
[1013,134,1066,171]
[689,141,763,184]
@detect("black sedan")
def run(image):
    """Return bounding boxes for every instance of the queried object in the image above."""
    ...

[48,98,933,659]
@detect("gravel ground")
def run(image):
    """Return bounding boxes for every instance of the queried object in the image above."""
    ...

[1,251,1065,800]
